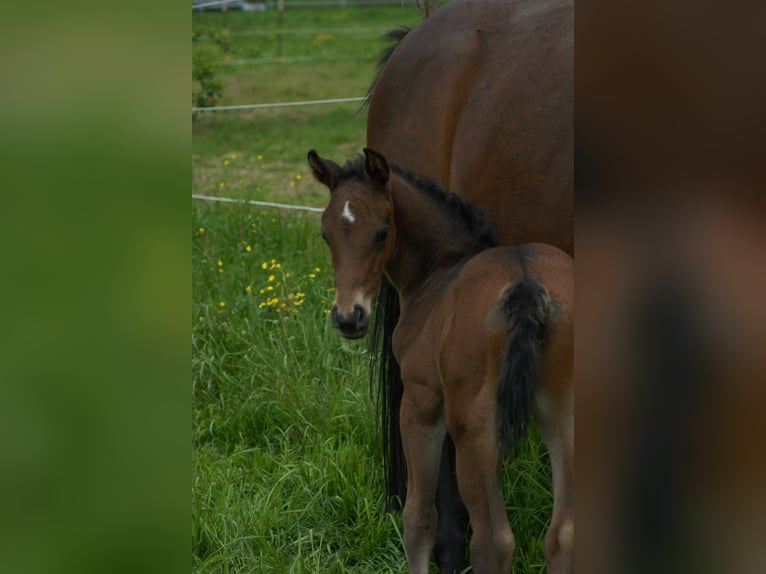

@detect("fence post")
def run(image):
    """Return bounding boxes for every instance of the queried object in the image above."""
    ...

[277,0,284,58]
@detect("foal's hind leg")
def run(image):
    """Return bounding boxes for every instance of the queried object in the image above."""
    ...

[537,386,574,574]
[448,395,515,574]
[433,435,469,574]
[400,384,446,574]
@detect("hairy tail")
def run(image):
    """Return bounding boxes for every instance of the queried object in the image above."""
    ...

[368,276,407,509]
[496,278,555,451]
[362,27,412,110]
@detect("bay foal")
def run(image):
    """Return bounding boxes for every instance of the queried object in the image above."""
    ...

[308,148,574,573]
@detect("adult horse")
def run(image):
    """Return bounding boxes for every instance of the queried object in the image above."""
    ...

[365,0,573,572]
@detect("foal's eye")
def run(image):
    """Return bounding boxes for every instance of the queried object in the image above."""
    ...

[374,227,389,245]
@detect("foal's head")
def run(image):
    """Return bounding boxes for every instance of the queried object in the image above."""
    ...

[307,148,396,339]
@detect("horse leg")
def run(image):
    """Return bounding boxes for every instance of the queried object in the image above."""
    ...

[450,402,515,574]
[400,386,446,574]
[433,435,469,574]
[537,388,574,574]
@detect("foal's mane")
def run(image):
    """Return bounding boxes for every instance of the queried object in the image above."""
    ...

[339,156,498,249]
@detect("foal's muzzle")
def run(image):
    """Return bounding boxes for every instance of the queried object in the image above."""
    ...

[331,304,369,339]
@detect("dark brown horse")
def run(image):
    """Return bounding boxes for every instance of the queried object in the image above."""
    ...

[365,0,573,571]
[307,148,574,573]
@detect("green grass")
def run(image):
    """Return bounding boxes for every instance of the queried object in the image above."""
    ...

[192,203,552,574]
[193,6,552,573]
[192,203,402,573]
[192,5,422,209]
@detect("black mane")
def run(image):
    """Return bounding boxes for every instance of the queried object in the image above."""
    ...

[338,156,498,249]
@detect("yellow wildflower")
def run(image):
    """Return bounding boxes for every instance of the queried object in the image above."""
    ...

[245,245,252,252]
[266,286,274,291]
[224,159,230,166]
[261,262,268,269]
[285,272,291,278]
[219,301,226,308]
[217,260,223,266]
[268,274,275,282]
[308,273,316,279]
[314,267,321,273]
[270,259,276,264]
[257,154,263,160]
[296,174,302,180]
[231,154,237,160]
[198,227,205,233]
[275,263,281,269]
[259,289,265,295]
[245,285,252,293]
[219,182,225,188]
[218,268,223,273]
[293,300,304,306]
[290,181,296,187]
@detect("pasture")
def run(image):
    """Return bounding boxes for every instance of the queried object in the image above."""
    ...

[192,4,552,572]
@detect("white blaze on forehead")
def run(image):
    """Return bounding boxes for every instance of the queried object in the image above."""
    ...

[341,200,356,224]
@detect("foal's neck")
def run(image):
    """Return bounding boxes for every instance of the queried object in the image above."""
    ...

[385,173,488,299]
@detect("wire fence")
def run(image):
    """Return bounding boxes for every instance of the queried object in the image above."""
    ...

[193,96,364,113]
[192,194,324,213]
[227,25,392,36]
[193,0,417,10]
[192,0,406,212]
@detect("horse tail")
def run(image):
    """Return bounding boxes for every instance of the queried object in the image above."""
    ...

[496,278,555,452]
[363,27,412,109]
[368,275,407,510]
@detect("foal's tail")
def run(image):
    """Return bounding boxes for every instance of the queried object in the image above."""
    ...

[495,278,555,452]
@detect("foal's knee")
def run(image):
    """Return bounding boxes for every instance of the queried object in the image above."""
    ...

[545,517,574,574]
[403,502,438,553]
[470,526,515,573]
[494,527,516,562]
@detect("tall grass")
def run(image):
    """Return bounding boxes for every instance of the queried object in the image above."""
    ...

[193,6,553,573]
[192,202,552,574]
[192,203,404,572]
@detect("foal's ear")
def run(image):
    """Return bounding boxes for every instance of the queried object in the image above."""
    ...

[307,150,342,191]
[363,148,390,190]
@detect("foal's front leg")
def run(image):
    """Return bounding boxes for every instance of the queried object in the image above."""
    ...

[400,384,446,574]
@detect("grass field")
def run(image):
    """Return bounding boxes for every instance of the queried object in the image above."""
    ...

[193,5,552,573]
[192,4,423,209]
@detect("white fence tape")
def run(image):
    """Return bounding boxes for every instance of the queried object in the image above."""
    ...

[193,194,324,213]
[193,96,364,113]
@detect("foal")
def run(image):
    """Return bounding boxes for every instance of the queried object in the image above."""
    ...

[308,148,574,574]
